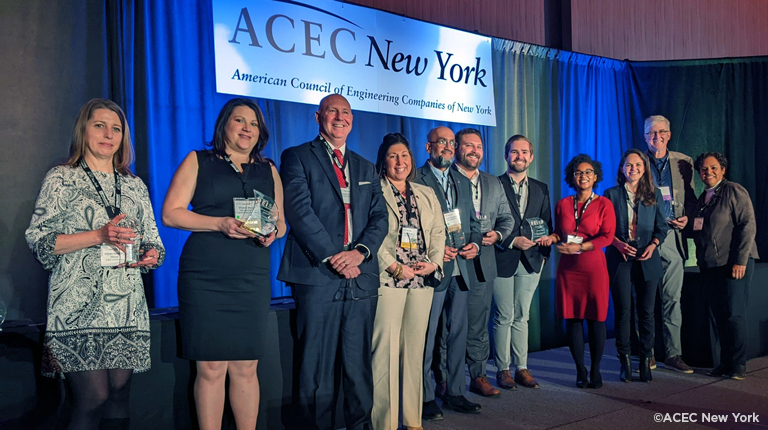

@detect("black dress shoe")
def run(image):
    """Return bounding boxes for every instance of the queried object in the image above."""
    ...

[441,394,481,414]
[708,364,729,377]
[576,366,589,388]
[587,367,602,389]
[422,400,443,421]
[618,353,631,382]
[639,356,653,383]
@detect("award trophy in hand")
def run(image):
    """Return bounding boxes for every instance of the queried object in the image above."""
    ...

[522,217,550,242]
[241,190,278,237]
[666,200,684,222]
[117,215,143,264]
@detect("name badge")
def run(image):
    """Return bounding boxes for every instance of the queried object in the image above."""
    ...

[659,186,672,202]
[100,244,125,267]
[566,235,584,244]
[693,217,704,231]
[401,227,419,249]
[443,209,461,233]
[341,187,351,204]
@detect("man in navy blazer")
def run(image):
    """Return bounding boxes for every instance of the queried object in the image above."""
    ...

[415,126,482,420]
[492,135,553,390]
[278,94,387,430]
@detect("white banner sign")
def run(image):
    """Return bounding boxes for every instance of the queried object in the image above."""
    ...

[212,0,496,126]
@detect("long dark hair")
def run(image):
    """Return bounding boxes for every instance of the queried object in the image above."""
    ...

[209,98,269,163]
[616,149,656,206]
[65,98,135,176]
[375,133,416,182]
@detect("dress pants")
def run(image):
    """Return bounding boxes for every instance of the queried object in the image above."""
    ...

[492,259,542,370]
[371,286,433,430]
[701,259,754,370]
[658,229,684,358]
[466,279,494,379]
[293,280,378,430]
[610,260,658,357]
[423,276,469,400]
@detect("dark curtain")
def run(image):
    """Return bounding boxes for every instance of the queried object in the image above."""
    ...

[629,57,768,255]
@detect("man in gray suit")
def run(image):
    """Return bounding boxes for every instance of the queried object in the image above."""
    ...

[644,115,696,373]
[452,128,515,397]
[416,126,482,419]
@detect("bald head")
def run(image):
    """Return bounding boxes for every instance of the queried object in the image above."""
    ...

[316,94,353,147]
[425,126,456,170]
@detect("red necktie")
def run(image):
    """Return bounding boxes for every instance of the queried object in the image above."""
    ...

[332,149,350,244]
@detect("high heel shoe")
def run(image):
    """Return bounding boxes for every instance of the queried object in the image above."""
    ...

[576,365,589,388]
[618,353,631,382]
[588,367,603,389]
[639,356,653,382]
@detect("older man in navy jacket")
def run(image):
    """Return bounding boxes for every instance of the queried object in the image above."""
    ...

[278,94,387,430]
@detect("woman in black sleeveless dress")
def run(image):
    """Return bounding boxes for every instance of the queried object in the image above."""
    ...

[162,98,286,429]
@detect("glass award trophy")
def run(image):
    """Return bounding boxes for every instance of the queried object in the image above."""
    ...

[522,217,549,241]
[117,215,143,264]
[666,200,684,222]
[240,189,278,237]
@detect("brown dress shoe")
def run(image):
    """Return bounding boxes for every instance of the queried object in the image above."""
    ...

[469,376,501,397]
[496,370,518,390]
[514,368,540,388]
[406,427,424,430]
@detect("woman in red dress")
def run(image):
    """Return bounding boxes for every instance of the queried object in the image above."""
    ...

[551,154,616,388]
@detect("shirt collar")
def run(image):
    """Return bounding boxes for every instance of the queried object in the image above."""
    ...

[455,164,479,183]
[428,162,449,181]
[648,150,668,166]
[508,173,528,187]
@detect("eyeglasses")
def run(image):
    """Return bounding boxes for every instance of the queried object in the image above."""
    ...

[645,130,669,136]
[428,138,456,147]
[573,169,595,177]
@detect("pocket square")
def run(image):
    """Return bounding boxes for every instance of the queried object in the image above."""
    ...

[359,181,371,185]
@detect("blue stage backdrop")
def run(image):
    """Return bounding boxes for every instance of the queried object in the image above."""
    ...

[105,1,765,310]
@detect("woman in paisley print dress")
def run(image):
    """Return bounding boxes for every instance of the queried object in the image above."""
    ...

[25,99,164,430]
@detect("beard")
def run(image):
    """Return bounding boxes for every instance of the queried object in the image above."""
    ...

[431,153,453,168]
[508,160,529,173]
[460,153,482,169]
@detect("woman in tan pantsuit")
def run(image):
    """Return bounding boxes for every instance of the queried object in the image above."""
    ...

[371,133,445,430]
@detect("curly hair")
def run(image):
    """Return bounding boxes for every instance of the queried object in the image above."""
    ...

[616,149,656,206]
[694,152,728,173]
[564,154,603,190]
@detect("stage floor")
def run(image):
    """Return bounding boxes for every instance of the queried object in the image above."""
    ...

[421,339,768,430]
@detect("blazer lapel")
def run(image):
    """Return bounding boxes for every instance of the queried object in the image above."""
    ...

[421,164,450,213]
[500,174,522,218]
[381,178,399,216]
[310,139,343,203]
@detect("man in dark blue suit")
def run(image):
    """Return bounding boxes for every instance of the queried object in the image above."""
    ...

[415,126,482,420]
[278,94,387,430]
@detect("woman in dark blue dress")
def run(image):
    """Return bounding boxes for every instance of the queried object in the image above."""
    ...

[162,98,286,429]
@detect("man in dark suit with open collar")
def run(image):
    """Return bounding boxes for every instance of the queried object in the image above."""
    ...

[492,135,553,390]
[278,94,387,430]
[452,128,515,398]
[415,126,482,420]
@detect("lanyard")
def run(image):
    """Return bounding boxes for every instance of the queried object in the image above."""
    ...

[441,172,454,210]
[388,179,413,222]
[223,154,252,198]
[572,193,595,232]
[698,180,727,216]
[319,134,347,185]
[80,159,121,219]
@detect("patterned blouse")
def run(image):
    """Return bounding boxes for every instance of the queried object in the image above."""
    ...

[25,165,165,376]
[391,182,428,289]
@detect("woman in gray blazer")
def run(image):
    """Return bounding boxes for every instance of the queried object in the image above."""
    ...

[692,152,759,381]
[604,149,669,383]
[371,133,445,430]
